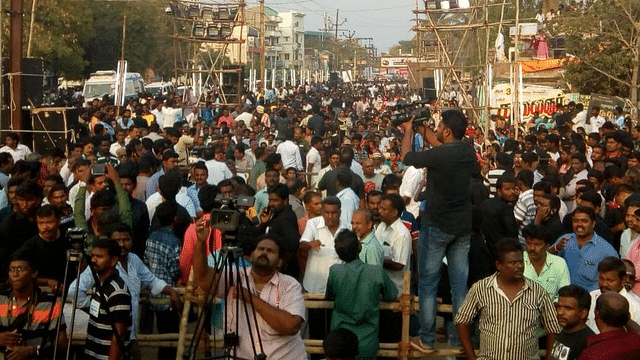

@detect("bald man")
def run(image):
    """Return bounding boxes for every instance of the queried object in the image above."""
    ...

[578,292,640,360]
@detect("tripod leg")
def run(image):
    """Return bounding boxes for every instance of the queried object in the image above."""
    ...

[65,252,85,360]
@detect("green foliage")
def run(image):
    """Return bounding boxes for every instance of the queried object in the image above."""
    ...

[2,0,175,80]
[556,0,640,97]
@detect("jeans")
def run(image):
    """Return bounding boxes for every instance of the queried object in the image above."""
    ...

[418,223,470,347]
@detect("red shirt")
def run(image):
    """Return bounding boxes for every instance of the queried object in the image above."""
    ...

[578,329,640,360]
[179,213,222,284]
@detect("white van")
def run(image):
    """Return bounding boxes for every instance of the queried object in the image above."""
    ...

[146,82,175,96]
[83,70,145,105]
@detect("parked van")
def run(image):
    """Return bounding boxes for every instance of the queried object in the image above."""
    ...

[146,82,175,96]
[83,70,145,105]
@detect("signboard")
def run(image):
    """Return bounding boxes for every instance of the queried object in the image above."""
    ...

[587,93,631,121]
[492,83,566,120]
[380,57,418,68]
[114,60,127,107]
[509,23,539,37]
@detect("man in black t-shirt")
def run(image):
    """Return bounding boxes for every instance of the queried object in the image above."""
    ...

[401,110,477,352]
[551,285,595,360]
[17,205,71,292]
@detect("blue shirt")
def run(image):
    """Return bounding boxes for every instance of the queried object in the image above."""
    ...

[118,117,134,129]
[254,188,269,216]
[359,231,384,267]
[146,169,165,200]
[553,232,618,291]
[145,227,181,310]
[69,253,167,338]
[186,183,202,212]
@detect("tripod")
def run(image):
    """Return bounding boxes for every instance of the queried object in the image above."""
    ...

[52,247,84,360]
[184,230,267,360]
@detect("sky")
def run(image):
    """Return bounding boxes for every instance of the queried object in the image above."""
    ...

[245,0,418,53]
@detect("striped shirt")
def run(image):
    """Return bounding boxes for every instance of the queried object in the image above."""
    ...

[85,272,132,360]
[455,272,562,360]
[0,288,64,357]
[514,188,536,241]
[484,169,506,198]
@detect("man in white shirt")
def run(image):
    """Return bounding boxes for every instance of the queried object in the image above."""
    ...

[276,134,303,171]
[572,103,588,131]
[151,103,164,130]
[235,105,254,126]
[375,193,412,295]
[204,146,233,186]
[0,132,31,162]
[336,172,359,229]
[299,196,348,294]
[564,154,589,213]
[589,106,606,134]
[586,256,640,334]
[306,136,323,189]
[399,166,424,218]
[162,99,182,129]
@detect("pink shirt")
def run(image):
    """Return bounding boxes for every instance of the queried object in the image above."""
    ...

[625,240,640,297]
[216,268,307,359]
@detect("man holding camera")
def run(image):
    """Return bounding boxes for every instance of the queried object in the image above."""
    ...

[401,110,477,352]
[193,220,307,360]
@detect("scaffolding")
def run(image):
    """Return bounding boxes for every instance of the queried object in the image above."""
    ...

[412,0,516,138]
[166,0,246,107]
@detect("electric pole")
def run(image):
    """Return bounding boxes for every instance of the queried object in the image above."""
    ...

[259,0,266,88]
[332,9,347,71]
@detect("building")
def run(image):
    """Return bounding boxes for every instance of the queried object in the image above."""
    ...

[278,11,305,75]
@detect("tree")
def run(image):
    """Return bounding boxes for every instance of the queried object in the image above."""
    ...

[557,0,640,111]
[389,40,415,56]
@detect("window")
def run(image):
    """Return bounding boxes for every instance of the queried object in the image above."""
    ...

[284,54,290,60]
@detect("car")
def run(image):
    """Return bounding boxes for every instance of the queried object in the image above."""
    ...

[146,82,175,96]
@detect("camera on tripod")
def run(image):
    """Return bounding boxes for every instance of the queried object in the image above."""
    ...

[66,227,87,254]
[390,100,432,128]
[210,194,255,233]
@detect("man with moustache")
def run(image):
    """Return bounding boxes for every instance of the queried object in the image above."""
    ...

[585,257,640,333]
[550,285,595,360]
[83,238,132,360]
[550,207,618,291]
[456,238,561,360]
[193,222,307,359]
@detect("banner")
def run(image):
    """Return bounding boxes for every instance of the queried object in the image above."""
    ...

[114,60,127,107]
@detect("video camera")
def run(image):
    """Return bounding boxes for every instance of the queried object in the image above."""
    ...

[390,100,432,128]
[67,227,87,254]
[210,194,255,236]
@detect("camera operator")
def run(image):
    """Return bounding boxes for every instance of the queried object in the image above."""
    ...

[400,110,477,352]
[193,220,307,360]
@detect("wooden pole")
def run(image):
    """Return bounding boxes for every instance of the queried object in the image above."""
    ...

[27,0,36,57]
[9,0,23,131]
[121,15,127,60]
[176,269,195,360]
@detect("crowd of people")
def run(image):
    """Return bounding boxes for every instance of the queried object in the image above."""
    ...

[2,79,640,360]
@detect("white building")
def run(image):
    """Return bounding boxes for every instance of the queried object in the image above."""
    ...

[278,11,305,75]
